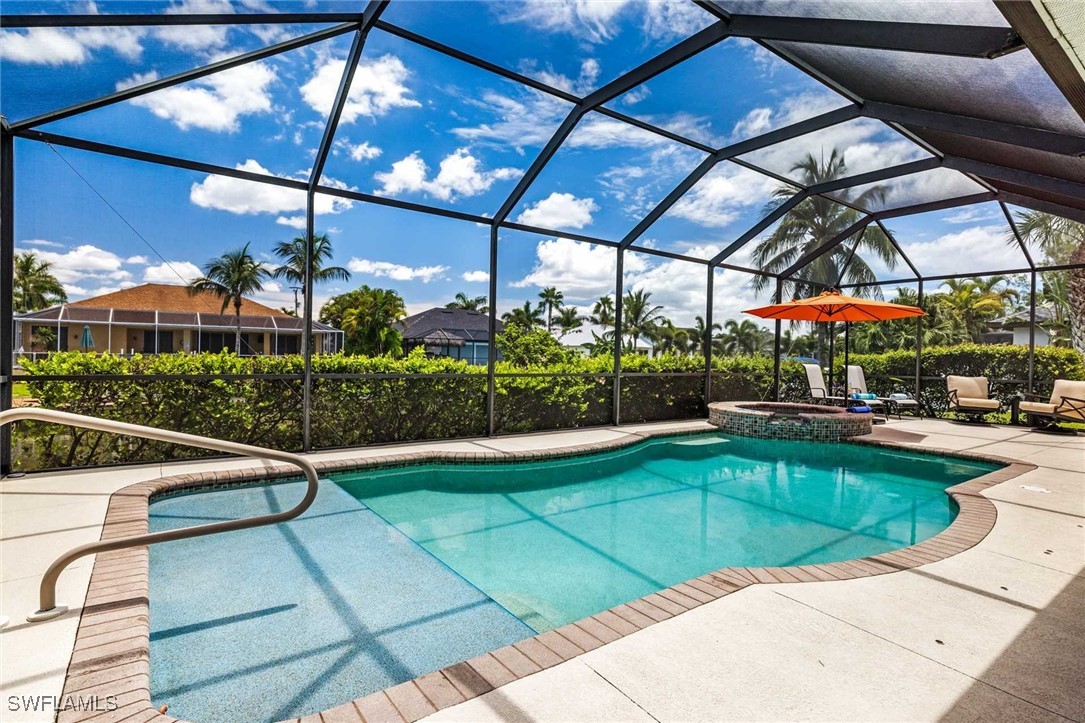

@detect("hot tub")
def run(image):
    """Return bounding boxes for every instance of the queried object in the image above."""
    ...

[708,401,871,441]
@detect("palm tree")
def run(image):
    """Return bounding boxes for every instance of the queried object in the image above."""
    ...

[502,301,544,328]
[272,233,351,315]
[589,296,615,329]
[750,149,898,362]
[446,292,488,313]
[340,286,407,356]
[1010,210,1085,353]
[939,278,1006,342]
[189,243,270,354]
[718,319,772,356]
[13,252,67,313]
[690,314,721,355]
[751,149,897,300]
[622,289,663,350]
[538,287,564,332]
[555,306,584,338]
[654,319,691,355]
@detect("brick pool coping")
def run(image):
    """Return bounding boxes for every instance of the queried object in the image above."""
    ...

[54,429,1036,723]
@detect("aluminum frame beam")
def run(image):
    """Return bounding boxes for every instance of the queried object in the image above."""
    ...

[725,14,1023,58]
[861,101,1085,156]
[8,23,360,131]
[944,157,1085,199]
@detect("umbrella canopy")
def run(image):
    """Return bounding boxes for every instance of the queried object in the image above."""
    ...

[79,324,95,350]
[744,290,924,323]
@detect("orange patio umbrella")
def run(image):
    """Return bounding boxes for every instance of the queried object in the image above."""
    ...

[744,289,925,323]
[744,289,924,393]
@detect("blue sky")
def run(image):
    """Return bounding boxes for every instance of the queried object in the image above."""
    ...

[2,0,1040,340]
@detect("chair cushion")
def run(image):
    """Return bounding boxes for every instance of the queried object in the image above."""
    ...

[953,396,1000,410]
[947,375,989,400]
[884,397,919,406]
[1019,401,1057,415]
[1053,402,1085,422]
[1051,379,1085,405]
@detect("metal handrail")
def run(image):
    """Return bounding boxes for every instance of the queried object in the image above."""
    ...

[0,408,321,622]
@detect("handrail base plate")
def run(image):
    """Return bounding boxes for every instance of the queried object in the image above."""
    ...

[28,605,68,622]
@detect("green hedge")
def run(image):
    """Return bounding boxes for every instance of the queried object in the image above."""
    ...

[13,344,1082,470]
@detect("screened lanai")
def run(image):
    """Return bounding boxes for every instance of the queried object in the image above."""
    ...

[2,0,1084,475]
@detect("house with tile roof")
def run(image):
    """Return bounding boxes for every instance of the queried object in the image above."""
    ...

[396,307,503,365]
[14,283,342,358]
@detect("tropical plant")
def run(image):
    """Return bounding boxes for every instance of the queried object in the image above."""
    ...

[538,286,564,331]
[621,289,663,350]
[337,286,407,356]
[690,315,721,355]
[654,319,692,355]
[1011,210,1085,353]
[938,278,1008,342]
[446,292,488,313]
[555,306,584,338]
[589,296,615,329]
[13,252,67,313]
[717,319,772,356]
[502,300,544,328]
[188,243,270,354]
[271,233,351,315]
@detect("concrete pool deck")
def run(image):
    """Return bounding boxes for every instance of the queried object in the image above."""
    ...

[1,418,1082,722]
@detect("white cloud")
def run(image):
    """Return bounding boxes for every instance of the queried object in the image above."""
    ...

[0,26,143,65]
[453,89,573,152]
[670,164,779,228]
[517,192,598,230]
[125,255,149,265]
[495,1,629,42]
[462,270,490,283]
[512,238,647,299]
[619,85,651,106]
[14,243,133,298]
[120,60,276,132]
[347,258,448,283]
[901,225,1026,277]
[143,261,202,284]
[374,149,520,202]
[494,0,709,43]
[301,54,420,124]
[190,159,353,221]
[348,141,382,161]
[157,0,233,50]
[22,239,65,248]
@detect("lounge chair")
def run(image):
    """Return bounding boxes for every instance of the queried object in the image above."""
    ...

[1012,379,1085,431]
[945,375,1001,421]
[802,363,846,406]
[846,365,921,419]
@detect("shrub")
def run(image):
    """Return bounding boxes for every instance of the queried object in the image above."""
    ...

[14,344,1083,470]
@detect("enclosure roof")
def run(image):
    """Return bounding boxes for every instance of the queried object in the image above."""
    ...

[398,308,502,343]
[2,1,1085,282]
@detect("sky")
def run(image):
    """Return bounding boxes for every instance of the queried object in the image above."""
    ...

[1,0,1044,345]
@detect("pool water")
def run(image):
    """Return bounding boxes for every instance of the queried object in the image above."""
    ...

[335,434,996,632]
[148,434,996,721]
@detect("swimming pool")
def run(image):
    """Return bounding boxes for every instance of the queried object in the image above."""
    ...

[148,433,997,721]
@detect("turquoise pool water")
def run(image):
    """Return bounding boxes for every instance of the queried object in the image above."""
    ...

[335,434,997,632]
[148,433,996,721]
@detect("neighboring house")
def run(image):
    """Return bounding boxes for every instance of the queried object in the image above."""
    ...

[14,283,342,358]
[396,308,503,365]
[982,307,1053,347]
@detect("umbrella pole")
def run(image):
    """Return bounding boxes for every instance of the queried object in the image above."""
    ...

[844,322,850,394]
[827,321,835,396]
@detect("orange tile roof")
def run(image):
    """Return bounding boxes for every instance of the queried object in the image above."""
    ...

[68,283,287,317]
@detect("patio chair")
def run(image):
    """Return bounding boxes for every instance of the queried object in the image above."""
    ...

[945,375,1001,421]
[1012,379,1085,432]
[846,365,921,419]
[802,363,846,406]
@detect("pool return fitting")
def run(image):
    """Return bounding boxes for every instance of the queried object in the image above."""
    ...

[0,408,321,623]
